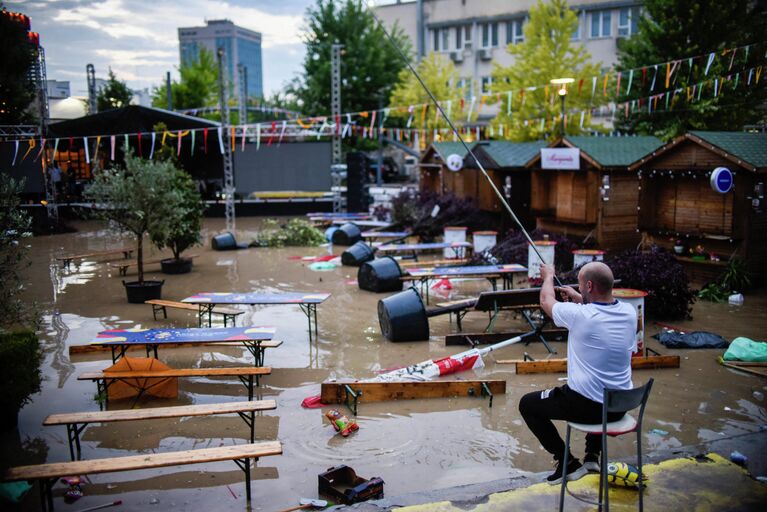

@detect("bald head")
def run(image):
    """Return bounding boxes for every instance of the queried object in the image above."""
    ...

[578,262,614,301]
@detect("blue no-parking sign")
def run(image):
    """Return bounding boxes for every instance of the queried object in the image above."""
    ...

[710,167,733,194]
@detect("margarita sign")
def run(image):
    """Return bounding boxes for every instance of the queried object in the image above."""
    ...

[541,148,580,170]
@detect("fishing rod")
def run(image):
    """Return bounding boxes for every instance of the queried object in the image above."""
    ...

[364,2,564,286]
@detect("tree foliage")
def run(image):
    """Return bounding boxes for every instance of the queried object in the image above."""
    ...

[290,0,412,116]
[85,153,186,282]
[152,47,218,112]
[616,0,767,139]
[0,9,37,124]
[492,0,604,141]
[0,175,34,329]
[149,168,204,261]
[388,52,474,133]
[96,68,134,111]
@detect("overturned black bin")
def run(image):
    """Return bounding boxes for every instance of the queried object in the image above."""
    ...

[331,223,362,246]
[378,287,430,342]
[358,257,402,292]
[341,241,376,266]
[211,232,248,251]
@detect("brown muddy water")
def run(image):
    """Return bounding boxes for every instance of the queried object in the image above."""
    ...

[3,218,766,511]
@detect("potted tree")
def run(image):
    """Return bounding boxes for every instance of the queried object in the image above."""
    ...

[152,169,205,274]
[85,151,178,303]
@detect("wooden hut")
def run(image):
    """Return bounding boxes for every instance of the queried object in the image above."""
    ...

[526,135,664,249]
[630,131,767,284]
[465,141,546,229]
[418,141,471,197]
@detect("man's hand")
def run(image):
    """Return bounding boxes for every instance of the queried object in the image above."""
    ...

[556,285,583,304]
[540,264,555,282]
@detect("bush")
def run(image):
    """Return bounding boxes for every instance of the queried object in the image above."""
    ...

[606,246,696,320]
[0,330,42,430]
[256,218,326,247]
[390,190,495,240]
[479,228,585,273]
[0,176,34,328]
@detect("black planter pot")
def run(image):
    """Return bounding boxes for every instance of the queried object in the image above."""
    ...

[123,280,164,303]
[0,410,19,431]
[161,257,193,274]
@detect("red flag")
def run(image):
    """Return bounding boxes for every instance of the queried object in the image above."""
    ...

[138,132,143,157]
[641,67,647,85]
[577,78,584,96]
[203,128,208,154]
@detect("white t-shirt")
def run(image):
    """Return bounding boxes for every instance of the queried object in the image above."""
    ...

[552,300,636,403]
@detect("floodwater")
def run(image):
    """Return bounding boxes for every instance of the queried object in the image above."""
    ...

[4,218,766,511]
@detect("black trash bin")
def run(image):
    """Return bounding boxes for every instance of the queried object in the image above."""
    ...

[332,223,362,246]
[378,288,430,342]
[341,241,376,266]
[358,257,402,292]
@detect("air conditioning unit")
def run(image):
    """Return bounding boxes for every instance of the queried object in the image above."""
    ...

[450,51,464,63]
[479,48,493,60]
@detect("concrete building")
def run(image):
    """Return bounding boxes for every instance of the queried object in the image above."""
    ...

[376,0,643,99]
[178,19,264,100]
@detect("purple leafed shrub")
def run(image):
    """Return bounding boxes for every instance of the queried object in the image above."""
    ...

[392,190,496,240]
[478,229,585,272]
[606,246,696,320]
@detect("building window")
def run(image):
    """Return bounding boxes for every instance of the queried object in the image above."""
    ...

[506,19,524,45]
[571,11,582,40]
[618,7,640,36]
[432,28,450,51]
[590,10,611,38]
[481,76,492,94]
[456,25,473,50]
[480,22,498,48]
[464,25,472,48]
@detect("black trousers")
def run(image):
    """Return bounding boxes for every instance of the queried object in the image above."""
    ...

[519,384,625,460]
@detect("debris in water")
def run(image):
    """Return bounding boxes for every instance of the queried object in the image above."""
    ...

[729,451,748,466]
[649,428,669,436]
[753,391,764,401]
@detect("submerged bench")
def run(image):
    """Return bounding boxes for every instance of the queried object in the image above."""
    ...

[3,440,282,510]
[57,248,133,268]
[110,254,198,276]
[146,299,244,327]
[78,366,272,403]
[45,399,277,460]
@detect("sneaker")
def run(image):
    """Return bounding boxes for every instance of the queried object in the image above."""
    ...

[583,452,601,473]
[546,458,587,485]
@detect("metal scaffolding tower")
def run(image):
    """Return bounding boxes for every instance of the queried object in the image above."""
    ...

[34,47,57,222]
[217,47,236,234]
[86,64,97,115]
[331,44,344,165]
[238,64,248,125]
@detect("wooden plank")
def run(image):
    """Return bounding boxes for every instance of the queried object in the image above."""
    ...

[111,254,199,270]
[399,259,468,268]
[445,329,568,346]
[4,441,282,481]
[718,358,767,378]
[69,340,282,355]
[145,299,243,315]
[78,366,272,381]
[320,380,506,404]
[499,355,681,374]
[44,399,277,426]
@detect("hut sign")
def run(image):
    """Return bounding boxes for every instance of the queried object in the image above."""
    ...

[446,153,463,172]
[710,167,734,194]
[541,148,580,170]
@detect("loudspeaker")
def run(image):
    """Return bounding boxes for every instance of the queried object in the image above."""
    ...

[346,151,370,213]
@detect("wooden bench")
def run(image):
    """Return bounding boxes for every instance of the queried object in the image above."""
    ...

[146,299,244,327]
[45,400,277,460]
[3,441,282,510]
[399,258,469,268]
[110,254,199,276]
[57,248,133,268]
[78,366,272,404]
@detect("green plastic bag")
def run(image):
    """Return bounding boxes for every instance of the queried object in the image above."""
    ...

[0,481,32,504]
[722,337,767,362]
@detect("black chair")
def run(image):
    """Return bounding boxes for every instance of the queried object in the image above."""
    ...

[559,378,654,512]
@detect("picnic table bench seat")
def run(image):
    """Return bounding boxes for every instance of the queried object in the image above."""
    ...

[57,248,133,268]
[110,254,198,276]
[45,400,277,460]
[78,366,272,403]
[3,441,282,510]
[145,299,244,326]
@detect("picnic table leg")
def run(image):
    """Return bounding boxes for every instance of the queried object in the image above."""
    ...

[40,477,56,512]
[521,309,557,354]
[234,458,252,501]
[238,375,255,399]
[238,411,256,443]
[489,277,498,291]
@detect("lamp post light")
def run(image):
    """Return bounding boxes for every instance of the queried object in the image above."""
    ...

[551,77,574,137]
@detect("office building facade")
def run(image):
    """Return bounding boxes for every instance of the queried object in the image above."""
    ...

[376,0,643,98]
[178,19,263,100]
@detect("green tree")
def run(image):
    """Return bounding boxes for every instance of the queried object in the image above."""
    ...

[616,0,767,139]
[0,9,37,124]
[0,175,33,328]
[152,48,218,111]
[389,52,474,134]
[290,0,412,117]
[492,0,604,141]
[96,68,134,111]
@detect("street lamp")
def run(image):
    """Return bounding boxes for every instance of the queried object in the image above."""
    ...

[551,77,574,137]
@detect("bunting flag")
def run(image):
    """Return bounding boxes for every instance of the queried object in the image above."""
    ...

[520,89,526,107]
[728,48,737,71]
[342,114,352,138]
[22,138,35,163]
[190,130,195,156]
[406,105,414,127]
[255,123,261,150]
[84,137,90,164]
[137,132,143,158]
[687,58,694,82]
[203,128,209,154]
[230,126,235,152]
[580,110,585,128]
[665,62,671,89]
[446,100,452,118]
[714,79,719,97]
[420,104,427,128]
[217,127,224,154]
[34,138,45,162]
[704,52,715,75]
[650,65,658,91]
[241,126,246,151]
[757,66,763,84]
[626,69,634,95]
[370,110,377,135]
[641,67,647,86]
[591,76,597,99]
[12,140,19,166]
[123,134,128,152]
[278,120,287,145]
[149,132,156,160]
[93,136,101,162]
[53,138,59,162]
[268,121,276,145]
[110,135,116,160]
[603,73,609,96]
[177,131,183,156]
[616,72,622,95]
[162,130,168,146]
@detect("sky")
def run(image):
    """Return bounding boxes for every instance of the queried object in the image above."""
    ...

[7,0,317,99]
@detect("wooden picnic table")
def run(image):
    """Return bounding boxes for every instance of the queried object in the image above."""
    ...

[182,292,331,341]
[361,231,410,243]
[376,241,473,261]
[109,254,199,276]
[57,248,133,268]
[401,263,528,304]
[87,326,278,366]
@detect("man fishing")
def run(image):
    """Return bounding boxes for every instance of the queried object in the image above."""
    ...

[519,262,636,484]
